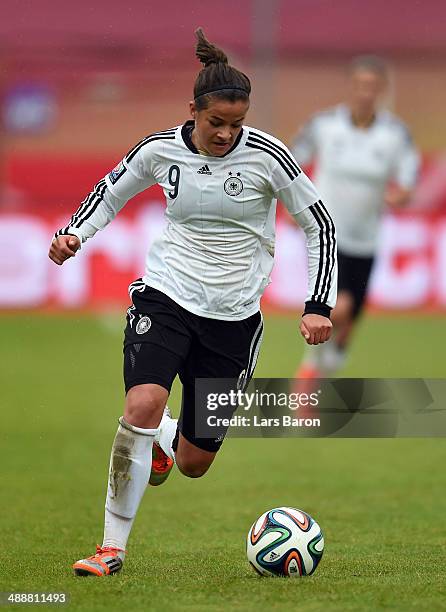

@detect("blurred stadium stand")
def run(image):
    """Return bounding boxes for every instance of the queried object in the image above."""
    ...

[1,0,445,310]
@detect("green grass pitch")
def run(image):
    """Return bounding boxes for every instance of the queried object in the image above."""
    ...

[1,312,446,611]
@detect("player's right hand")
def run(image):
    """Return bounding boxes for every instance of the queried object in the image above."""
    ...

[48,235,81,265]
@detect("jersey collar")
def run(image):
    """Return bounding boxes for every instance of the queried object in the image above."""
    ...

[180,120,244,158]
[341,104,378,130]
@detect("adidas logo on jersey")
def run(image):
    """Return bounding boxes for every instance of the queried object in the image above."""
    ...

[197,164,212,175]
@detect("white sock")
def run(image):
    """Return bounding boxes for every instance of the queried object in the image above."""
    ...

[103,509,132,560]
[302,343,327,372]
[303,341,346,376]
[321,342,346,374]
[157,413,178,463]
[102,417,158,558]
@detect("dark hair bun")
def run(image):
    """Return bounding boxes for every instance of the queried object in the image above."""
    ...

[195,27,228,67]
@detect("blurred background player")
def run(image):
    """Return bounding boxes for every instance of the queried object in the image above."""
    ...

[292,55,419,379]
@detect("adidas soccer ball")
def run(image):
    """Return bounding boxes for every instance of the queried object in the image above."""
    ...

[246,507,324,577]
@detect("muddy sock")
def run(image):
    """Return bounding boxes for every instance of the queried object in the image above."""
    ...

[102,417,158,557]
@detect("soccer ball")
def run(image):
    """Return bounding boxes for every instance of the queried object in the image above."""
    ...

[246,507,324,577]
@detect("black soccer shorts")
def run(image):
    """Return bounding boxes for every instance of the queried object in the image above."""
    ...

[123,281,263,452]
[337,249,375,319]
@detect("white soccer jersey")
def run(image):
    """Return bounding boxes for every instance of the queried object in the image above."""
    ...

[291,104,419,256]
[57,121,337,320]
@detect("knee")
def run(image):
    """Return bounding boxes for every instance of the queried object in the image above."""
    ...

[124,385,167,428]
[176,460,210,479]
[125,393,160,420]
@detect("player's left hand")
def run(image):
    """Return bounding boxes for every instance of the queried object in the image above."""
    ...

[300,314,332,345]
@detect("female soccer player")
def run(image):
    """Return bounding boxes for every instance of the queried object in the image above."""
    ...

[292,56,419,379]
[49,29,336,576]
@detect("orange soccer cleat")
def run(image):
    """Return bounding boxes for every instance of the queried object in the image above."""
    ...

[149,442,174,486]
[292,364,322,418]
[73,545,125,577]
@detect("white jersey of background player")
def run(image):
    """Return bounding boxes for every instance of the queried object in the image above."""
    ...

[292,104,418,258]
[292,56,419,379]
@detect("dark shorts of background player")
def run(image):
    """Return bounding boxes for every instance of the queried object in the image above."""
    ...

[337,249,375,319]
[123,282,263,453]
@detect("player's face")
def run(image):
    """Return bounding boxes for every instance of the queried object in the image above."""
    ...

[350,69,386,113]
[190,98,250,157]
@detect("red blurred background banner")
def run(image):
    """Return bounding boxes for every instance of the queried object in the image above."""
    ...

[2,154,446,312]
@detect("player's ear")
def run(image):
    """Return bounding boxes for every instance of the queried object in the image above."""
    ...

[189,101,196,119]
